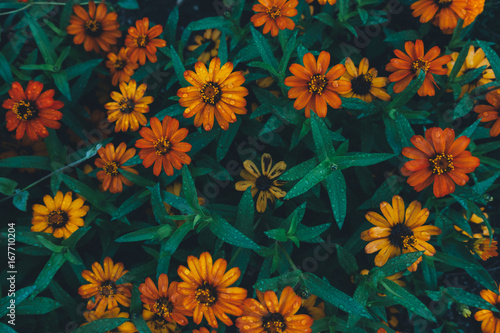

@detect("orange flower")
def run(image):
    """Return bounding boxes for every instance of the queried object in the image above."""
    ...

[475,285,500,333]
[66,0,121,53]
[95,142,138,193]
[177,57,249,131]
[410,0,467,33]
[340,57,390,102]
[385,40,451,97]
[125,17,166,65]
[473,238,499,261]
[475,89,500,137]
[284,51,351,117]
[78,257,133,314]
[464,0,484,26]
[251,0,298,37]
[142,307,180,333]
[135,116,192,176]
[236,286,314,333]
[139,274,192,326]
[3,81,63,141]
[401,127,480,197]
[176,252,247,328]
[106,47,140,86]
[361,195,441,271]
[306,0,336,4]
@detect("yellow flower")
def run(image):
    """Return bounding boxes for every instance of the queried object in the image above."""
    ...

[341,57,391,102]
[187,29,221,64]
[473,238,498,261]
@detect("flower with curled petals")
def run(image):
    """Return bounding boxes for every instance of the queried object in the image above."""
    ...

[285,51,351,118]
[125,17,167,65]
[176,252,247,328]
[251,0,298,37]
[360,195,441,271]
[401,127,480,197]
[3,81,64,141]
[475,89,500,137]
[139,274,191,326]
[95,142,138,193]
[106,47,140,86]
[78,257,132,314]
[385,40,451,97]
[475,285,500,333]
[236,286,314,333]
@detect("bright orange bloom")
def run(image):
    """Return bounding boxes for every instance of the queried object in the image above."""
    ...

[236,286,314,333]
[361,196,441,271]
[475,285,500,332]
[95,142,138,193]
[106,47,140,86]
[105,80,153,132]
[125,17,166,65]
[82,307,137,332]
[401,127,480,197]
[285,51,351,117]
[475,89,500,137]
[31,191,89,239]
[251,0,298,37]
[340,57,391,102]
[177,57,248,131]
[66,0,121,53]
[385,40,451,97]
[3,81,63,141]
[464,0,484,26]
[135,116,192,176]
[474,238,499,261]
[177,252,247,328]
[410,0,467,33]
[78,257,133,314]
[306,0,336,4]
[139,274,192,326]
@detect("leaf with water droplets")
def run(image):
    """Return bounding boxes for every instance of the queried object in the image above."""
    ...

[157,220,193,276]
[285,159,335,199]
[254,270,303,292]
[209,214,261,251]
[332,152,395,169]
[295,223,331,243]
[445,287,499,313]
[71,318,129,333]
[0,285,36,318]
[250,25,279,70]
[182,165,203,215]
[16,297,61,315]
[370,251,424,283]
[32,252,67,298]
[384,110,415,154]
[310,111,335,160]
[280,157,318,181]
[216,117,241,161]
[336,244,358,276]
[324,170,347,229]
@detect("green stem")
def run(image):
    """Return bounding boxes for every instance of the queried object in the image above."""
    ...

[278,242,299,272]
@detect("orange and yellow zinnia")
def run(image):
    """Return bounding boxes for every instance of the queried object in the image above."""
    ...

[475,285,500,333]
[251,0,299,37]
[95,142,138,193]
[125,17,167,65]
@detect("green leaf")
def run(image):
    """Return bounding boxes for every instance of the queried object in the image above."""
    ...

[460,118,481,138]
[303,273,371,317]
[13,190,29,212]
[186,16,230,31]
[37,235,65,252]
[310,111,335,160]
[265,228,289,242]
[0,285,36,318]
[0,156,51,170]
[280,158,317,181]
[339,0,350,22]
[112,190,150,221]
[148,184,172,225]
[247,61,279,77]
[119,169,156,187]
[477,40,500,81]
[66,59,102,80]
[32,253,66,298]
[235,188,255,238]
[0,53,13,83]
[449,42,470,82]
[16,297,61,315]
[386,70,426,112]
[250,25,279,70]
[296,223,331,242]
[370,251,424,282]
[27,13,56,64]
[218,31,228,65]
[157,220,193,276]
[332,153,395,169]
[384,110,415,154]
[209,214,261,250]
[452,93,474,120]
[170,45,188,86]
[182,165,203,214]
[325,170,347,229]
[278,30,298,76]
[71,318,129,333]
[116,225,173,243]
[254,270,303,292]
[216,118,241,161]
[118,0,139,9]
[52,71,71,101]
[359,175,404,209]
[285,159,335,199]
[0,177,17,195]
[336,244,358,275]
[166,6,179,46]
[445,287,499,313]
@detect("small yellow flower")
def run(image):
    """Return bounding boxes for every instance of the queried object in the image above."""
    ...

[341,57,391,103]
[187,29,221,64]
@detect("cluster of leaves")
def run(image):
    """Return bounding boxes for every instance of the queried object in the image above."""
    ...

[1,0,500,332]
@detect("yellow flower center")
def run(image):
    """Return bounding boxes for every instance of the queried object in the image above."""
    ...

[103,161,120,176]
[262,313,286,333]
[267,6,282,20]
[351,73,373,96]
[429,153,454,175]
[153,297,174,317]
[47,210,68,227]
[402,235,417,250]
[308,74,327,95]
[114,58,126,71]
[12,100,37,121]
[195,282,217,306]
[118,98,135,114]
[389,223,416,250]
[411,57,430,72]
[200,82,221,105]
[154,138,172,156]
[84,19,102,36]
[99,280,117,298]
[135,35,148,47]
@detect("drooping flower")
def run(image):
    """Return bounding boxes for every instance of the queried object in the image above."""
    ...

[95,142,138,193]
[340,57,391,102]
[187,29,221,64]
[410,0,467,33]
[235,153,287,213]
[106,47,140,86]
[385,40,451,97]
[236,286,314,333]
[361,195,442,271]
[177,57,249,131]
[125,17,167,65]
[82,307,137,332]
[306,0,336,4]
[31,191,89,239]
[251,0,299,37]
[454,208,492,239]
[475,285,500,333]
[139,274,191,326]
[135,116,192,176]
[401,127,480,197]
[285,51,351,117]
[78,257,133,313]
[475,89,500,137]
[66,0,121,53]
[176,252,247,328]
[105,80,153,132]
[143,307,181,333]
[3,81,64,141]
[446,46,495,98]
[473,238,499,261]
[296,294,325,321]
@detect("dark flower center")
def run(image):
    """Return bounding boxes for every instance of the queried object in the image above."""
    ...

[195,281,217,306]
[308,74,327,95]
[411,58,430,72]
[118,98,135,114]
[389,223,417,250]
[114,58,126,71]
[147,313,169,330]
[154,138,172,156]
[47,210,68,227]
[153,297,174,317]
[104,161,120,176]
[351,73,373,95]
[469,221,485,235]
[295,306,310,316]
[429,153,454,175]
[84,19,102,37]
[267,6,282,20]
[256,175,273,191]
[262,312,286,333]
[99,280,117,298]
[13,100,38,121]
[135,35,148,47]
[200,82,221,105]
[434,0,453,8]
